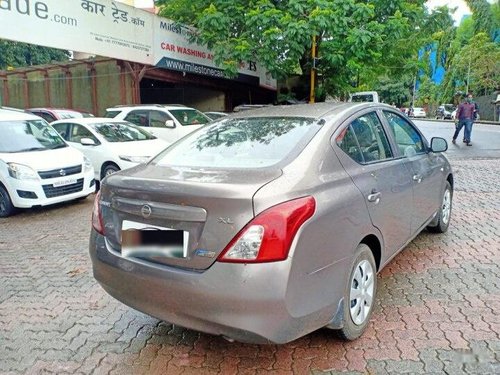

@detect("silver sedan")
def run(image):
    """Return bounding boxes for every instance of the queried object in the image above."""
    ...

[90,102,453,344]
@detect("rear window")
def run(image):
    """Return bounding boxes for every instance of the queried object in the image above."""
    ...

[153,117,318,168]
[105,110,121,118]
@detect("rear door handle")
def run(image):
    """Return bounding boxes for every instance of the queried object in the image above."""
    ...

[367,191,381,203]
[413,174,422,183]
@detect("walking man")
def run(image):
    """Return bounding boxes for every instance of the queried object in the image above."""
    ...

[452,93,476,146]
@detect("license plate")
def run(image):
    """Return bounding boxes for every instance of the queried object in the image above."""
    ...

[53,178,77,187]
[121,220,189,259]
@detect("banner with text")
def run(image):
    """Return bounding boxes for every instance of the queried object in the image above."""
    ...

[153,19,277,90]
[0,0,276,89]
[0,0,154,64]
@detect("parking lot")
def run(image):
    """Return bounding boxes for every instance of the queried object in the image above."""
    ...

[1,157,499,374]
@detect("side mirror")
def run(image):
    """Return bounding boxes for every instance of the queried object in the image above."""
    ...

[165,120,175,128]
[80,137,96,146]
[430,137,447,153]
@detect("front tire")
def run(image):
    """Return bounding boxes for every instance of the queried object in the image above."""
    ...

[0,185,16,218]
[337,244,377,341]
[427,181,452,233]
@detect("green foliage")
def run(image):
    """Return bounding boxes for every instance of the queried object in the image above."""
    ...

[156,0,499,101]
[158,0,426,96]
[0,40,70,70]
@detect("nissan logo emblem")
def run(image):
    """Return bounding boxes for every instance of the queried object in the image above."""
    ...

[59,169,66,176]
[141,205,152,218]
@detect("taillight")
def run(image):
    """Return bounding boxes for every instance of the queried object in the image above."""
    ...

[92,191,104,235]
[218,196,316,263]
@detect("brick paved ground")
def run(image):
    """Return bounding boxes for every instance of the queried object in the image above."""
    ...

[1,159,499,374]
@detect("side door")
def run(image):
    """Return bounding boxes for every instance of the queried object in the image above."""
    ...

[123,110,151,132]
[381,110,445,234]
[334,111,413,260]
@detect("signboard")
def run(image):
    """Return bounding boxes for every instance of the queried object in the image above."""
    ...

[0,0,154,64]
[0,0,276,89]
[153,19,277,90]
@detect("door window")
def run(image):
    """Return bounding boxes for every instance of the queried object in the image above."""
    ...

[337,112,393,164]
[149,111,173,128]
[68,124,97,143]
[124,110,149,127]
[51,123,70,140]
[383,111,425,157]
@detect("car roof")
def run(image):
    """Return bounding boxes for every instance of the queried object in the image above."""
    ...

[51,117,129,125]
[0,107,42,121]
[106,104,192,111]
[230,102,384,121]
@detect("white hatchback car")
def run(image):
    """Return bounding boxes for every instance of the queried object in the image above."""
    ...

[105,105,212,143]
[0,108,95,217]
[51,118,169,182]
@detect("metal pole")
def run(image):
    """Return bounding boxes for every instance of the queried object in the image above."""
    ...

[309,35,316,104]
[466,54,471,94]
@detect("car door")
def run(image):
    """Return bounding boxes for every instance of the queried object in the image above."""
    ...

[334,111,413,261]
[381,110,445,234]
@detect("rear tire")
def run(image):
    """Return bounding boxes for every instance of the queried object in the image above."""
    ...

[337,244,377,341]
[427,181,452,233]
[0,185,16,218]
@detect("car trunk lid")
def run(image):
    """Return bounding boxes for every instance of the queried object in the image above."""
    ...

[100,164,282,270]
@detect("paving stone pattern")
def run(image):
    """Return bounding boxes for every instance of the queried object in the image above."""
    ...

[0,159,499,374]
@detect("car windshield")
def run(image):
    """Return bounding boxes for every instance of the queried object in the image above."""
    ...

[0,119,67,153]
[152,117,318,168]
[91,122,156,142]
[169,109,211,126]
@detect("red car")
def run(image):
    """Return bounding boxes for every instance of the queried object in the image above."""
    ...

[26,108,94,123]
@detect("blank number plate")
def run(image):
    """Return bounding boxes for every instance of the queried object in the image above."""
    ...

[121,220,189,259]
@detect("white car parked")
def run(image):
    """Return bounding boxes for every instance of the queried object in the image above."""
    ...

[410,107,427,118]
[105,105,212,143]
[0,108,95,217]
[51,118,169,182]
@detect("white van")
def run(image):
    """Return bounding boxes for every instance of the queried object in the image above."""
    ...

[0,108,95,217]
[349,91,380,103]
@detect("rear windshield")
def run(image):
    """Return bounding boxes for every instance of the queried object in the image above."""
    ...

[105,110,121,118]
[91,122,156,142]
[153,117,318,168]
[0,119,67,153]
[169,109,211,126]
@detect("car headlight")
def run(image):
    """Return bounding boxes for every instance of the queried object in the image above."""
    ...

[83,156,93,173]
[119,155,150,163]
[7,163,39,180]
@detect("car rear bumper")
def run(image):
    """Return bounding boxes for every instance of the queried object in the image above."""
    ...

[89,229,331,344]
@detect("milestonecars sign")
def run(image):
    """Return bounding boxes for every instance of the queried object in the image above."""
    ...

[153,19,276,90]
[0,0,276,89]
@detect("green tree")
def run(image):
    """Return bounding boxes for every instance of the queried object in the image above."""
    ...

[157,0,426,97]
[0,40,70,70]
[464,0,496,37]
[448,32,500,96]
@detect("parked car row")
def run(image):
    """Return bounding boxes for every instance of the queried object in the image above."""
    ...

[0,104,231,217]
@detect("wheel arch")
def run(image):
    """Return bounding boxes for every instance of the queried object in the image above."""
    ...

[100,161,120,180]
[361,234,382,271]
